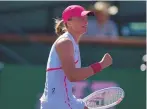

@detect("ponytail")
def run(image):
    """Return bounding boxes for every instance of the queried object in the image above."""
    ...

[54,19,67,36]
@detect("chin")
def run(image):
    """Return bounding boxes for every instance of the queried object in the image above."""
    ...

[82,29,87,33]
[78,29,87,35]
[83,30,87,34]
[81,31,86,36]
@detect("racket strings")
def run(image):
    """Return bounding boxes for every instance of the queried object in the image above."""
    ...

[105,89,123,105]
[85,88,124,108]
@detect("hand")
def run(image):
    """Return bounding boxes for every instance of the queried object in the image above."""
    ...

[100,53,112,69]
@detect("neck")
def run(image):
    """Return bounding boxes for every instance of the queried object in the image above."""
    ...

[67,29,81,43]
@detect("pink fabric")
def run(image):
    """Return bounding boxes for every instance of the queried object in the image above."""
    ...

[62,5,91,23]
[46,59,78,72]
[64,76,72,109]
[90,62,102,74]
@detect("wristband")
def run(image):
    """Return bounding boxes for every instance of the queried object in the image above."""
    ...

[90,62,102,74]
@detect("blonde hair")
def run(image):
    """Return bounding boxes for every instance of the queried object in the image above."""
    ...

[54,19,67,36]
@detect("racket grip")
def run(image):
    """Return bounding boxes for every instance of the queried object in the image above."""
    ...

[90,62,102,74]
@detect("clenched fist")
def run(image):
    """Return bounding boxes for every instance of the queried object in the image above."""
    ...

[100,53,113,69]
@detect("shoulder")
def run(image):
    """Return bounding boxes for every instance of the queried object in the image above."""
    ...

[55,37,74,52]
[56,38,72,46]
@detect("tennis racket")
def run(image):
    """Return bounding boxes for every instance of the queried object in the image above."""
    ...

[82,87,125,109]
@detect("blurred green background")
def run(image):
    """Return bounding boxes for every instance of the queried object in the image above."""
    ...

[0,1,146,109]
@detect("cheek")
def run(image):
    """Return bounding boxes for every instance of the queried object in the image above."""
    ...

[72,21,87,32]
[72,22,82,30]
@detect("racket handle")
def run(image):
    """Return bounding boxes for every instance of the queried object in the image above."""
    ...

[90,62,102,74]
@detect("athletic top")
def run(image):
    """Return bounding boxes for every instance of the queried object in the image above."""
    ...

[40,32,81,104]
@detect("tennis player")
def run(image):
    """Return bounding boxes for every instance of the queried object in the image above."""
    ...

[40,5,112,109]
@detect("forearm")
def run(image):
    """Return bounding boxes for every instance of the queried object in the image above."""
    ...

[70,67,94,81]
[70,62,102,82]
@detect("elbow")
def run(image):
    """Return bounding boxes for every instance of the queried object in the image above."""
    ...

[69,78,77,82]
[66,71,77,82]
[67,75,76,82]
